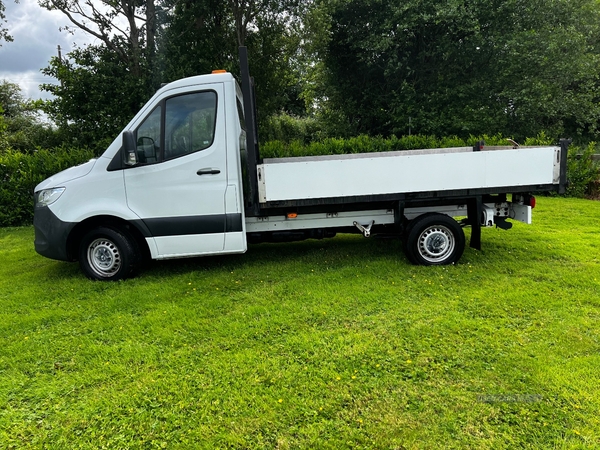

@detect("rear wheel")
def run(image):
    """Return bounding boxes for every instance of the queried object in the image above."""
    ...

[404,213,465,265]
[79,226,141,281]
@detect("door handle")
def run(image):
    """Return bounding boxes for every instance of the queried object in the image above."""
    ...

[197,168,221,175]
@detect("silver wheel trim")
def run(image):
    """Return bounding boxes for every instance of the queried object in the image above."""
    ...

[87,238,122,277]
[417,225,455,263]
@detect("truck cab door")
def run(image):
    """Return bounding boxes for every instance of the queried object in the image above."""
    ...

[124,84,230,258]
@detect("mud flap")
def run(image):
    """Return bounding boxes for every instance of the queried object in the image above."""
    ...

[467,196,482,250]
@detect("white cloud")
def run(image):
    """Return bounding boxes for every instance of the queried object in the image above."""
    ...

[0,0,96,99]
[0,69,58,100]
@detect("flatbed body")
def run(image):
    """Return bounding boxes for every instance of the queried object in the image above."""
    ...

[256,146,560,205]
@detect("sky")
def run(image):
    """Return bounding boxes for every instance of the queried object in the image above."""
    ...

[0,0,96,100]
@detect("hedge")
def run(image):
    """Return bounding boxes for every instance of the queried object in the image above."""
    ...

[0,147,95,226]
[1,135,597,227]
[260,134,510,159]
[261,134,598,198]
[566,142,600,198]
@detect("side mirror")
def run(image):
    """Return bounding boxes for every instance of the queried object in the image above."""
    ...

[123,131,138,166]
[137,136,155,147]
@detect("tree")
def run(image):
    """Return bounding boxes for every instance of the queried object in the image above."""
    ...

[37,0,172,151]
[158,0,234,81]
[313,0,600,141]
[0,81,59,152]
[40,0,308,143]
[158,0,307,119]
[0,0,13,45]
[246,1,307,118]
[0,80,24,118]
[41,45,148,153]
[0,105,8,152]
[39,0,161,89]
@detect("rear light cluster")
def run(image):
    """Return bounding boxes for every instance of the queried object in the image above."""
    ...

[514,194,536,209]
[528,196,536,209]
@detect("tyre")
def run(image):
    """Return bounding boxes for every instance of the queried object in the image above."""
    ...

[404,213,465,266]
[79,226,142,281]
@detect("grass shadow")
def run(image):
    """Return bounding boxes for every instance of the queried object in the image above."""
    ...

[144,234,404,278]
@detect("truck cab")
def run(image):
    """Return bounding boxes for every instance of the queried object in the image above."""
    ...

[34,72,250,279]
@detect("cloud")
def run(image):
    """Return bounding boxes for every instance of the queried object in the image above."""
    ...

[0,69,58,100]
[0,0,95,99]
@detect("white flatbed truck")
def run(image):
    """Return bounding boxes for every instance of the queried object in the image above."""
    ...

[33,48,569,280]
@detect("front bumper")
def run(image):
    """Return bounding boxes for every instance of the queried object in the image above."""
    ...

[34,206,76,261]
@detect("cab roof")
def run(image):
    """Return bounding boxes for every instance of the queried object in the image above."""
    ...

[156,72,236,95]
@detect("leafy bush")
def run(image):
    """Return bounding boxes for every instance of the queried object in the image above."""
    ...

[566,142,600,198]
[260,113,324,145]
[1,135,596,229]
[523,131,554,146]
[262,134,513,159]
[4,115,63,153]
[0,105,9,153]
[261,134,600,198]
[0,146,94,226]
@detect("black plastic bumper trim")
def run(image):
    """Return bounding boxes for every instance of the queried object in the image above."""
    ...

[34,206,76,261]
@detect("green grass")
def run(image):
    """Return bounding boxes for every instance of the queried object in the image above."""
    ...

[1,197,599,449]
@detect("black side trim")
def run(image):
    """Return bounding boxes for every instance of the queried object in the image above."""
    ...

[137,214,243,237]
[226,213,243,233]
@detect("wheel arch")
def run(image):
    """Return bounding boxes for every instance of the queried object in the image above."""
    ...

[66,215,151,262]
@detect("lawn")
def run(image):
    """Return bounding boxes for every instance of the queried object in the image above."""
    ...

[0,196,599,449]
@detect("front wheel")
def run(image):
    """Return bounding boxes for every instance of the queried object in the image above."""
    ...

[79,226,141,281]
[404,213,465,266]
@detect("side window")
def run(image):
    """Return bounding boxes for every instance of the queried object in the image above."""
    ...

[165,91,217,159]
[135,106,161,163]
